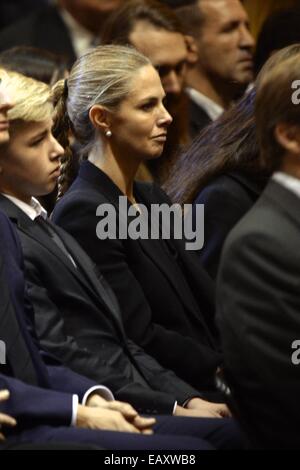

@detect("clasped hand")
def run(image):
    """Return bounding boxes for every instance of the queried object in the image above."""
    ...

[76,394,156,434]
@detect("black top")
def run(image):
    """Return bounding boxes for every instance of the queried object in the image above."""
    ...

[193,171,267,279]
[187,96,212,139]
[53,161,222,391]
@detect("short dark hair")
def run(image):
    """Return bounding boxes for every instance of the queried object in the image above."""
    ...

[0,46,68,85]
[169,0,206,38]
[254,7,300,75]
[102,0,184,45]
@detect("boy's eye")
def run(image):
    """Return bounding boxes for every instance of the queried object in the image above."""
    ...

[140,98,158,111]
[30,136,45,147]
[29,130,48,147]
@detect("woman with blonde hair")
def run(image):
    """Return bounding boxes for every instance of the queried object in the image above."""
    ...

[0,61,243,451]
[52,44,223,394]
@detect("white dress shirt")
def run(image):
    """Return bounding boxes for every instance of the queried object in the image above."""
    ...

[186,87,224,122]
[2,194,115,425]
[273,172,300,199]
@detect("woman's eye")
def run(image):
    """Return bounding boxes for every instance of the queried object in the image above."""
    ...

[141,103,153,111]
[141,100,157,111]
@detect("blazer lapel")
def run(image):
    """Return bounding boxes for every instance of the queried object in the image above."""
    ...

[78,164,212,329]
[135,185,212,325]
[54,224,124,328]
[263,180,300,231]
[0,196,125,337]
[228,171,268,199]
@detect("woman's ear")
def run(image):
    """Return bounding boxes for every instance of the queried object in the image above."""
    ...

[89,104,111,134]
[184,35,199,66]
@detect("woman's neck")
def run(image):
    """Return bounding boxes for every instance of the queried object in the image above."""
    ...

[88,143,140,203]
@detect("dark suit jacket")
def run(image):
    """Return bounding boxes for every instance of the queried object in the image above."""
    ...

[0,5,76,65]
[52,161,222,391]
[187,96,212,139]
[194,171,267,280]
[217,180,300,449]
[0,209,101,434]
[0,1,48,30]
[0,196,200,415]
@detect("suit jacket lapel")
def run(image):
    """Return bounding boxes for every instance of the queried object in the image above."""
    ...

[78,163,211,327]
[54,224,124,327]
[135,184,212,325]
[228,171,268,199]
[0,196,125,337]
[263,180,300,231]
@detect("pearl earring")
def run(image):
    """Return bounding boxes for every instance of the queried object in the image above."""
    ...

[105,130,112,138]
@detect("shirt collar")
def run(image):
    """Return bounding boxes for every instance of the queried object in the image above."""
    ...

[2,194,48,221]
[273,172,300,200]
[186,87,224,121]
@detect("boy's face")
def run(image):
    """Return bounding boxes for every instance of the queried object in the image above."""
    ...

[0,118,64,203]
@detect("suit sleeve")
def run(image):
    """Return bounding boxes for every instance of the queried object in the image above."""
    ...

[22,257,180,415]
[0,373,72,428]
[126,338,203,406]
[53,192,220,390]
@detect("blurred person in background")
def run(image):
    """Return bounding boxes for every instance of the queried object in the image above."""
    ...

[217,45,300,449]
[163,0,255,137]
[0,0,49,31]
[254,6,300,76]
[164,88,269,280]
[0,0,123,66]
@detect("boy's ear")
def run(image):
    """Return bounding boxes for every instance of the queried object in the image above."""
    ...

[275,122,300,156]
[184,35,199,65]
[89,104,111,134]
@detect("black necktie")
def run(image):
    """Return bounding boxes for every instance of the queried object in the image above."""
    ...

[35,216,77,268]
[0,254,39,385]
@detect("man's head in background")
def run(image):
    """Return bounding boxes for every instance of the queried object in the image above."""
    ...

[102,0,189,114]
[254,7,300,77]
[58,0,124,34]
[255,47,300,177]
[165,0,255,108]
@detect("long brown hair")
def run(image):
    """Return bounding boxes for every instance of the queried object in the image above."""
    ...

[163,88,259,205]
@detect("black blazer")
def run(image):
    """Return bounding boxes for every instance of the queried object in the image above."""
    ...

[0,5,76,65]
[0,195,200,415]
[53,161,222,391]
[217,180,300,449]
[0,208,99,404]
[187,96,212,139]
[194,171,267,280]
